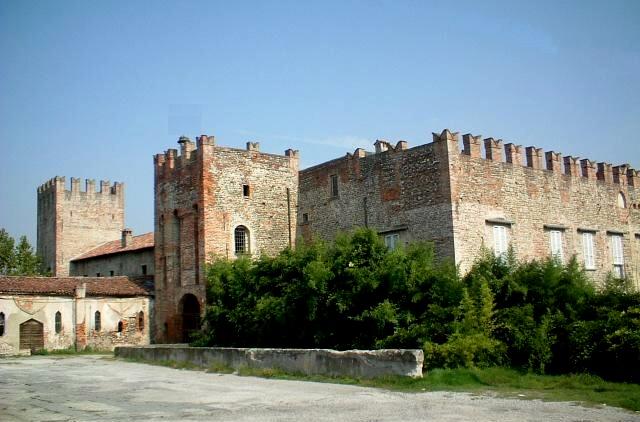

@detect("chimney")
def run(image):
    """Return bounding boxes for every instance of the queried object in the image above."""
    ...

[75,283,86,299]
[121,228,133,248]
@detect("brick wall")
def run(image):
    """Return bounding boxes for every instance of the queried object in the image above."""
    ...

[153,136,299,342]
[37,177,125,276]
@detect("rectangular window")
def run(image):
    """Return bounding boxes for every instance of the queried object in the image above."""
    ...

[96,272,101,277]
[493,225,508,258]
[582,232,596,270]
[109,270,114,276]
[330,174,339,198]
[243,184,250,197]
[384,234,400,250]
[549,230,564,263]
[302,213,309,224]
[141,265,148,275]
[610,234,624,277]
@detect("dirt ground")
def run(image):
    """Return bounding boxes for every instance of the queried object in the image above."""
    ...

[0,355,638,421]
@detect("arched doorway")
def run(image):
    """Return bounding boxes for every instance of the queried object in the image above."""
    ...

[20,319,44,353]
[180,294,201,343]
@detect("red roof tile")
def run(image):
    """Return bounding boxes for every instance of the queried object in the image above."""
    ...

[71,232,154,261]
[0,276,151,297]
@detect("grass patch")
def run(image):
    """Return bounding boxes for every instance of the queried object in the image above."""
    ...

[31,347,112,356]
[119,357,640,412]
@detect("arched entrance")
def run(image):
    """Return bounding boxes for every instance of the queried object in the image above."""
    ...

[180,294,201,343]
[20,319,44,353]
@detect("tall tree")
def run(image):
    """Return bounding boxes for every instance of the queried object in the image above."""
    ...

[0,229,46,276]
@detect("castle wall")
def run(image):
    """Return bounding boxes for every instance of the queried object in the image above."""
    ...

[69,249,154,277]
[37,177,125,276]
[153,136,299,343]
[448,133,640,283]
[297,135,456,261]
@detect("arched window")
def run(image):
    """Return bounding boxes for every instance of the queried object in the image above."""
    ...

[117,321,124,333]
[618,192,627,209]
[95,311,101,332]
[55,311,62,334]
[138,311,144,331]
[234,225,249,255]
[0,312,5,336]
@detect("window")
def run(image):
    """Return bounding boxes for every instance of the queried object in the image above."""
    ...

[234,225,249,255]
[96,272,101,277]
[330,174,339,197]
[384,234,400,250]
[243,184,250,197]
[493,225,509,258]
[117,321,124,333]
[302,213,309,224]
[610,234,624,278]
[549,230,564,263]
[582,232,596,270]
[0,312,5,336]
[141,265,147,275]
[95,311,101,332]
[138,311,144,331]
[109,270,114,276]
[55,311,62,334]
[618,192,626,209]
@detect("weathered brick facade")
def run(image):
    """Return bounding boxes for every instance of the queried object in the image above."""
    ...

[298,129,640,285]
[153,136,299,343]
[37,177,125,276]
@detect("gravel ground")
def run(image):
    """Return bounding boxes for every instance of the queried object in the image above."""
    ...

[0,355,638,422]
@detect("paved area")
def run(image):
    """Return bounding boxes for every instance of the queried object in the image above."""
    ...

[0,355,638,422]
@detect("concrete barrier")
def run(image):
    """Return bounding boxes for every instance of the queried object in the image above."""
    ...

[115,345,423,378]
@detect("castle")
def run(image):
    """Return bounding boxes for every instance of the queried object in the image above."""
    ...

[34,128,640,343]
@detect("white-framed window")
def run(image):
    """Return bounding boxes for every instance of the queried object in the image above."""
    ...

[384,234,400,250]
[493,225,509,258]
[610,234,624,278]
[581,232,596,270]
[549,230,564,263]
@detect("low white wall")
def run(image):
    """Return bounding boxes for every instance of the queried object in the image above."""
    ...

[115,345,423,378]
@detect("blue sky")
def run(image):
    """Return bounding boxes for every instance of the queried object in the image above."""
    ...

[1,0,639,244]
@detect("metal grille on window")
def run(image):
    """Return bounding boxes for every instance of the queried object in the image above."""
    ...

[235,226,249,255]
[330,175,339,197]
[95,311,101,332]
[55,311,62,334]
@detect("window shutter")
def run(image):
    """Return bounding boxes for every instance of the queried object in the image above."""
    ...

[582,232,595,269]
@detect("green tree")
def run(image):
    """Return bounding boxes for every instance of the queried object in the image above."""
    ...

[0,229,46,276]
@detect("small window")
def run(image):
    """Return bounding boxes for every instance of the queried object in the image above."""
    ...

[117,321,124,333]
[302,213,309,224]
[234,225,249,255]
[384,234,400,250]
[617,192,626,209]
[330,174,339,197]
[582,232,596,270]
[610,234,625,277]
[109,270,114,276]
[141,265,148,275]
[138,311,144,331]
[243,184,251,197]
[493,225,509,258]
[549,230,564,263]
[95,311,101,332]
[55,311,62,334]
[0,312,5,337]
[96,272,101,277]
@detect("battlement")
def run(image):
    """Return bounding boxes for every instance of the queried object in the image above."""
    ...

[155,135,299,177]
[428,128,638,188]
[37,176,124,196]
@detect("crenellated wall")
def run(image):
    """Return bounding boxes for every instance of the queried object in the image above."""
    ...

[449,130,639,282]
[154,136,299,343]
[37,177,125,276]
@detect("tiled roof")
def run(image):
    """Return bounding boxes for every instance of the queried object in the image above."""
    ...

[71,232,154,261]
[0,276,151,297]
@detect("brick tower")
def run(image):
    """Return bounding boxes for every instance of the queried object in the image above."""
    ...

[37,176,125,276]
[153,135,299,343]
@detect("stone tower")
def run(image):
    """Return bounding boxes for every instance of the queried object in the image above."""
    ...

[37,176,125,276]
[153,135,299,343]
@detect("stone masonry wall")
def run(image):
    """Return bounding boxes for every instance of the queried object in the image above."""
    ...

[447,131,640,283]
[37,177,125,276]
[154,136,299,343]
[297,136,456,260]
